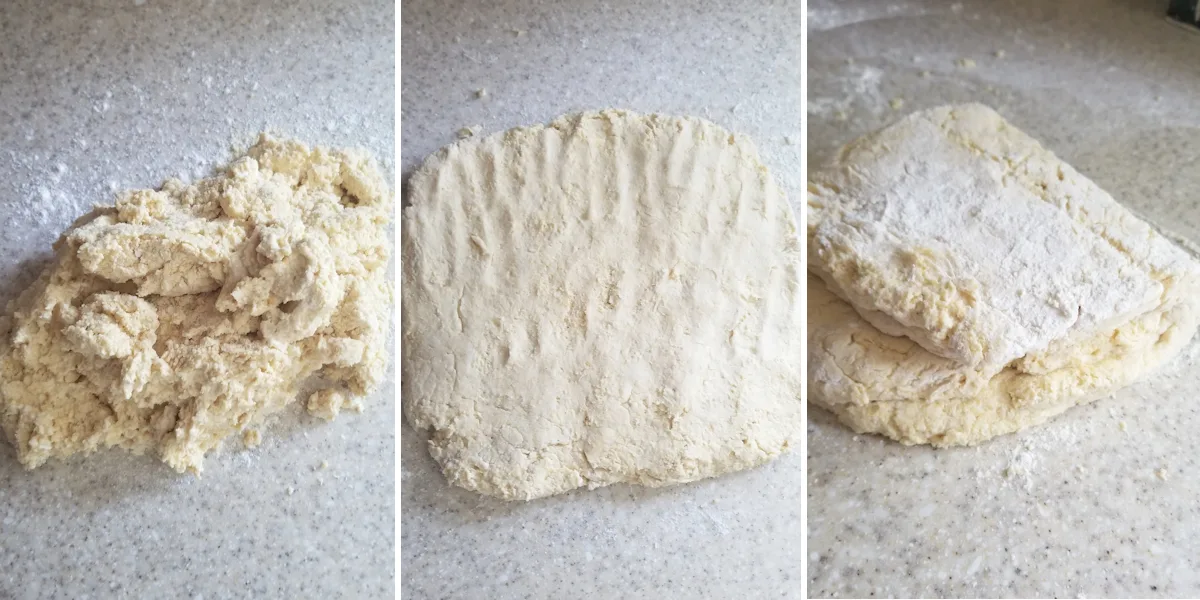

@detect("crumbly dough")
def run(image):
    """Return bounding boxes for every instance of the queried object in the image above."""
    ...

[403,110,803,501]
[0,135,392,472]
[307,388,361,421]
[808,104,1200,445]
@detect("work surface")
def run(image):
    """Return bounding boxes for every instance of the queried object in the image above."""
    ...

[400,1,801,599]
[807,0,1200,597]
[0,1,394,598]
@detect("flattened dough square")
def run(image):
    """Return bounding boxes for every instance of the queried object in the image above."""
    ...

[403,110,803,501]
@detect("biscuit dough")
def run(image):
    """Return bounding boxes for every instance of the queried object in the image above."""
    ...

[403,110,803,501]
[0,135,392,472]
[807,104,1200,445]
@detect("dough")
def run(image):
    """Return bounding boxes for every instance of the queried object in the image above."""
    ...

[0,135,392,472]
[403,110,802,501]
[808,104,1200,445]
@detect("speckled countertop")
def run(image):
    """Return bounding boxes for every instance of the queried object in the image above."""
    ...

[0,1,394,598]
[400,1,800,599]
[807,0,1200,597]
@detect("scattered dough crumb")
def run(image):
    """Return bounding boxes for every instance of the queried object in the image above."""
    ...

[475,88,488,99]
[890,97,905,110]
[994,50,1006,58]
[287,486,295,495]
[307,389,354,421]
[920,70,932,78]
[956,58,977,69]
[1119,421,1129,432]
[835,110,848,121]
[509,28,525,36]
[242,429,262,449]
[456,125,481,139]
[1156,467,1169,480]
[319,460,329,471]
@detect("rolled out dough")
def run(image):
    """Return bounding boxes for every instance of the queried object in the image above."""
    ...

[403,110,803,501]
[0,135,392,472]
[807,104,1200,445]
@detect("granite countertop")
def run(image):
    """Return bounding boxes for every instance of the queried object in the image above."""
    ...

[807,0,1200,597]
[0,1,394,598]
[400,1,801,598]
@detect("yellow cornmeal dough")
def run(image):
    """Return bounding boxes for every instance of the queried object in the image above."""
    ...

[0,135,392,473]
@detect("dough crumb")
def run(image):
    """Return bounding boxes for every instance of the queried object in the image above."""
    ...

[890,97,905,111]
[1119,421,1129,432]
[956,58,977,69]
[318,460,330,471]
[456,126,481,139]
[920,70,932,78]
[1156,467,1169,480]
[0,134,393,474]
[242,429,262,449]
[475,88,488,99]
[994,49,1006,59]
[307,389,353,421]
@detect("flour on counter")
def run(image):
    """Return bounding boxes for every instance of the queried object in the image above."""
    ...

[0,135,392,473]
[806,64,884,118]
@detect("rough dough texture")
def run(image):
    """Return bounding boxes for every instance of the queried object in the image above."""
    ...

[0,135,392,472]
[403,109,802,501]
[808,104,1200,445]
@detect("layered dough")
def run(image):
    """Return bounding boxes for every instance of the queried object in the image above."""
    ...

[0,135,392,472]
[807,104,1200,445]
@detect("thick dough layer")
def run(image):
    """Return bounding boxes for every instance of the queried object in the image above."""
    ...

[0,135,392,472]
[809,275,1198,446]
[809,104,1170,371]
[403,110,803,501]
[807,104,1200,445]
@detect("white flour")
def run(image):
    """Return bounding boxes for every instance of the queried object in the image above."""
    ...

[805,64,884,117]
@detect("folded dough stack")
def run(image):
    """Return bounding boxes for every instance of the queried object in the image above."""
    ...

[807,103,1200,446]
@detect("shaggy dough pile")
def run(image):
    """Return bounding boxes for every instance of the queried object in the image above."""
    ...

[403,110,803,501]
[808,104,1200,445]
[0,135,392,472]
